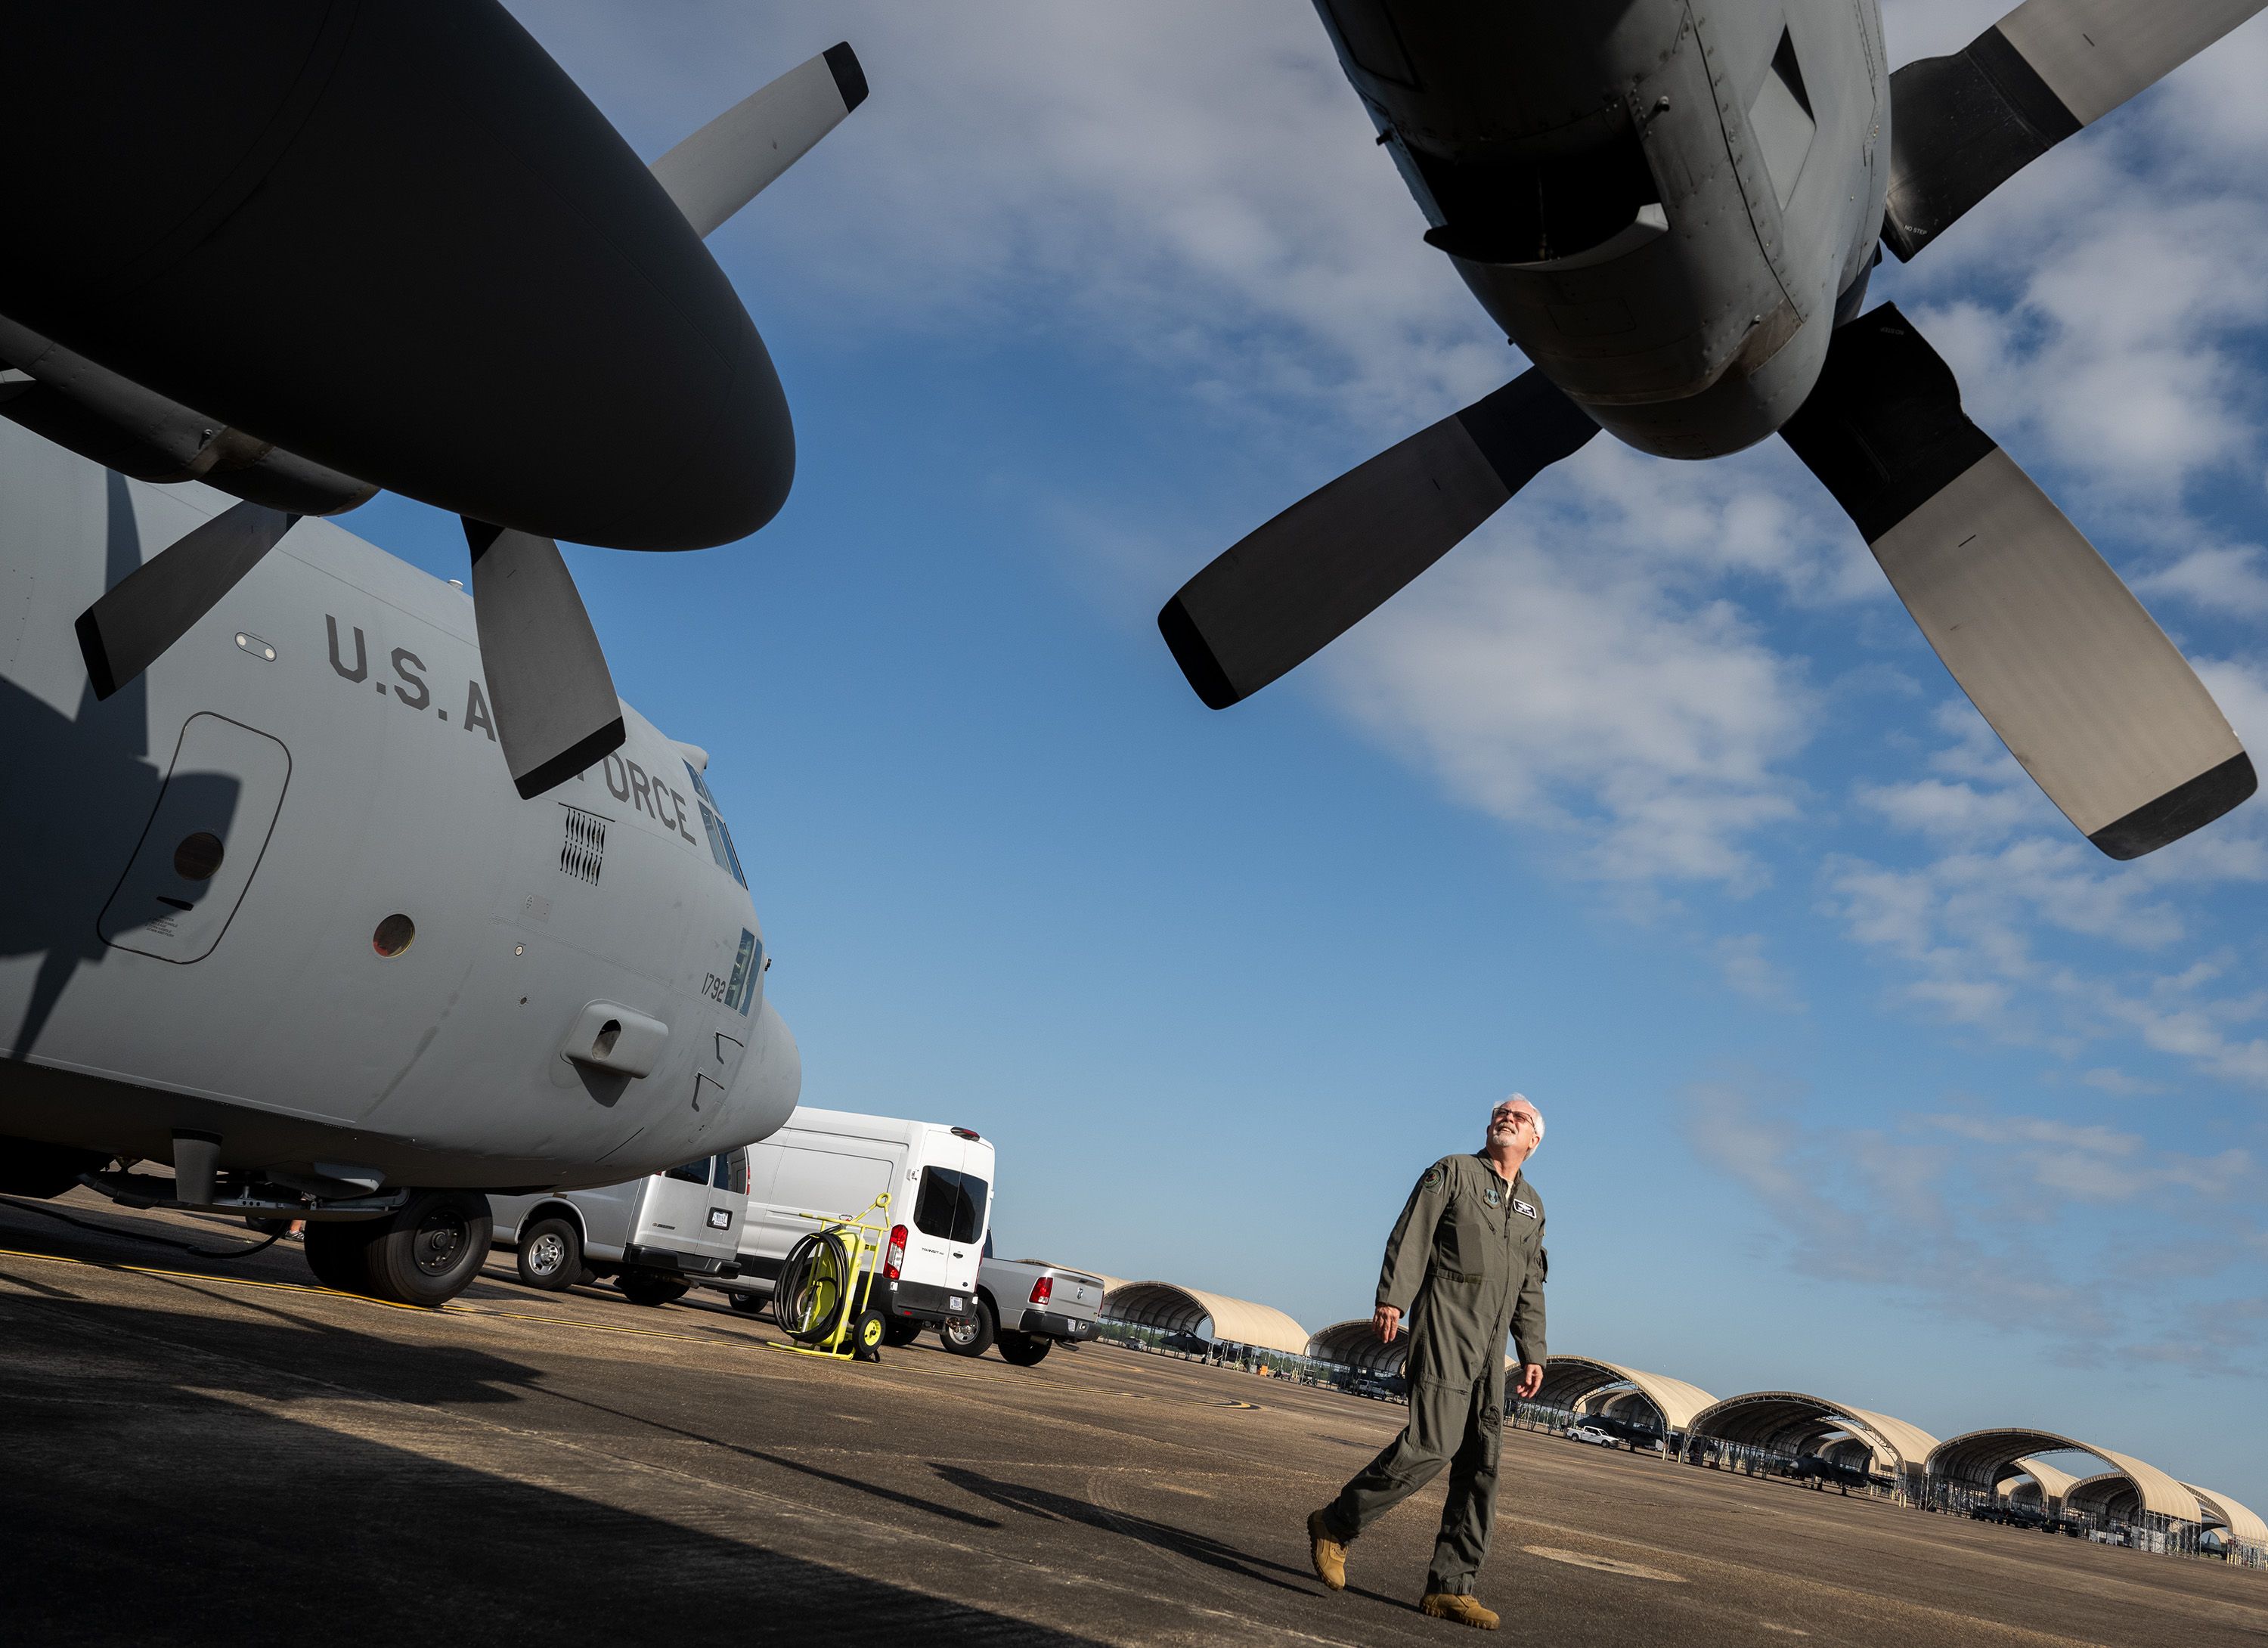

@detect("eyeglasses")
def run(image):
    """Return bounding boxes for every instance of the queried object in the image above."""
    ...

[1492,1111,1535,1129]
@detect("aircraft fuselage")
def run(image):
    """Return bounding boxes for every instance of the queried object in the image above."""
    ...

[0,423,799,1194]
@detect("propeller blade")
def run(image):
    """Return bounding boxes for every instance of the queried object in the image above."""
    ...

[649,43,869,239]
[75,500,299,699]
[1159,370,1597,708]
[1785,305,2253,858]
[463,522,626,800]
[1884,0,2267,260]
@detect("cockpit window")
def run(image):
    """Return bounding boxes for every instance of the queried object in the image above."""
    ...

[686,760,748,889]
[723,928,761,1018]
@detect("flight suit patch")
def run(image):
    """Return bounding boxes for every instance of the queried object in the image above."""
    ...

[1482,1183,1501,1207]
[1421,1166,1442,1191]
[1513,1198,1537,1219]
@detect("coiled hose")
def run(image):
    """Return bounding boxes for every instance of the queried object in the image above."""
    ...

[773,1227,858,1345]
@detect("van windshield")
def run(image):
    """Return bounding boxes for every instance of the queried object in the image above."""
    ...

[913,1166,987,1244]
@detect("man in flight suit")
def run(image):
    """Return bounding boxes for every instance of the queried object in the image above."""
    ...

[1308,1096,1548,1630]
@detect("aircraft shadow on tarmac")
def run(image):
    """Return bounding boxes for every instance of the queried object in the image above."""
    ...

[0,1290,1108,1646]
[930,1464,1399,1606]
[519,1376,1010,1533]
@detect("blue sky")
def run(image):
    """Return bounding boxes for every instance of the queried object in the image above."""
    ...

[355,2,2268,1505]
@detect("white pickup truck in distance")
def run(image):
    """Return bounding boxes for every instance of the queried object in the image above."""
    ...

[940,1231,1105,1366]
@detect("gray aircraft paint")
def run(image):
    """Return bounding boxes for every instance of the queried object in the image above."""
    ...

[0,419,798,1191]
[1317,0,1887,455]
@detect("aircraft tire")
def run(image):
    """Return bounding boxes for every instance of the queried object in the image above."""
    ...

[361,1189,493,1306]
[996,1331,1052,1367]
[514,1216,582,1292]
[616,1272,690,1307]
[302,1218,380,1291]
[939,1295,996,1358]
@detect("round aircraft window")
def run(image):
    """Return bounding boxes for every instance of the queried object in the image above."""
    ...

[172,832,225,881]
[372,914,416,958]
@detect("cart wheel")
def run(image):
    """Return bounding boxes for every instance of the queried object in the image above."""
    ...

[853,1309,887,1361]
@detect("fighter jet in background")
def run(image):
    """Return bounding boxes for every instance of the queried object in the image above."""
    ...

[1161,0,2266,860]
[0,17,865,1306]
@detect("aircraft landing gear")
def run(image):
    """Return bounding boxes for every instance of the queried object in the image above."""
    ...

[302,1190,492,1307]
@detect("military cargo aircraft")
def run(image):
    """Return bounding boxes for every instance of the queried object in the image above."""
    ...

[3,2,863,801]
[1162,0,2266,860]
[0,20,866,1306]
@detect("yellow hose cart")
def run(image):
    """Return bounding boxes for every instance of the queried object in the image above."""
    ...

[767,1190,891,1361]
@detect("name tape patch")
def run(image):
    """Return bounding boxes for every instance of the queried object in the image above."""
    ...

[1514,1198,1538,1219]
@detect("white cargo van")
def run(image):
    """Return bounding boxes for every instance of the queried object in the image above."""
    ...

[491,1147,750,1306]
[721,1108,993,1342]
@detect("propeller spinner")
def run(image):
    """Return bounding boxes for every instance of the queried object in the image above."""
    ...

[1,7,869,798]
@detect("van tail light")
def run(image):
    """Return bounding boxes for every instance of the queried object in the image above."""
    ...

[1029,1275,1052,1306]
[885,1225,906,1281]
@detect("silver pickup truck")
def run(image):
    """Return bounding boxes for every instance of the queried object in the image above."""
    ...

[938,1231,1105,1366]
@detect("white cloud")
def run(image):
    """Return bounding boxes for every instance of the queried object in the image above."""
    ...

[2136,546,2268,618]
[1324,522,1813,888]
[1690,1082,2266,1367]
[2079,1067,2165,1098]
[1715,933,1804,1011]
[1857,776,2042,845]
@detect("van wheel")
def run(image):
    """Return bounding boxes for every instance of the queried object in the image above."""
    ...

[882,1314,922,1347]
[515,1217,581,1291]
[726,1291,770,1317]
[362,1190,493,1306]
[617,1273,689,1307]
[997,1331,1052,1367]
[940,1296,996,1358]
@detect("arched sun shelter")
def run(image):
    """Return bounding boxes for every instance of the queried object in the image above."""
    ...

[1686,1392,1940,1491]
[1534,1356,1718,1441]
[2065,1472,2139,1521]
[1927,1431,2203,1541]
[1996,1457,2083,1509]
[2186,1485,2268,1562]
[1306,1320,1528,1383]
[1306,1319,1405,1378]
[1098,1280,1309,1357]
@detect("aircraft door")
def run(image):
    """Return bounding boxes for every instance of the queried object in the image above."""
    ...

[98,712,290,963]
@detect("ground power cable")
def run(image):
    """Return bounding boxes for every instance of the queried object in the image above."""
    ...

[0,1192,286,1260]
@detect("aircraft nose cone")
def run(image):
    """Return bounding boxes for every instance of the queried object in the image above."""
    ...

[0,0,795,552]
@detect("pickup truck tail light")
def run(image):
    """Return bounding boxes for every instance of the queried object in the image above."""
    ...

[1029,1275,1052,1306]
[885,1224,906,1281]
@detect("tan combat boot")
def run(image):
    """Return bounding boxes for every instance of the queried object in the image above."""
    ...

[1306,1508,1347,1591]
[1419,1592,1499,1630]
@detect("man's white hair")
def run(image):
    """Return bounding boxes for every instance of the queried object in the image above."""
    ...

[1492,1092,1544,1148]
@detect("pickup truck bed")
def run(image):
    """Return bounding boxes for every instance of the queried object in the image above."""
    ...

[972,1251,1106,1365]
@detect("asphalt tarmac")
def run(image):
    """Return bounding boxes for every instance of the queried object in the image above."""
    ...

[3,1192,2262,1647]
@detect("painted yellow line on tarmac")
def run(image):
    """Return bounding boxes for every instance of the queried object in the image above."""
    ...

[0,1244,476,1314]
[0,1244,746,1346]
[903,1361,1266,1410]
[486,1311,722,1345]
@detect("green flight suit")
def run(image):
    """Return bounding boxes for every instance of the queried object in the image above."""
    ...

[1321,1152,1547,1596]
